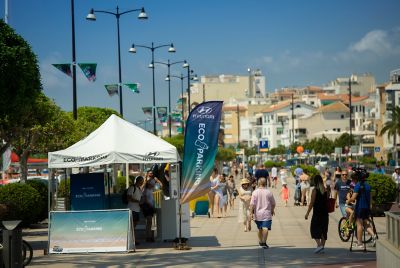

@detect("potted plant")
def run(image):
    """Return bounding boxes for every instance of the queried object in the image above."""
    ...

[367,173,397,216]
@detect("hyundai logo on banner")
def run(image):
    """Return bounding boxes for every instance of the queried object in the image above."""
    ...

[193,106,215,119]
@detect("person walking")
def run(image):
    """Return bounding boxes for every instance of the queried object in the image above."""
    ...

[141,181,156,242]
[227,175,236,209]
[238,178,253,232]
[208,167,219,217]
[271,165,278,189]
[280,182,290,206]
[249,178,276,249]
[211,173,228,218]
[392,166,400,207]
[305,175,329,254]
[334,170,351,217]
[300,171,311,206]
[127,176,144,245]
[255,164,270,187]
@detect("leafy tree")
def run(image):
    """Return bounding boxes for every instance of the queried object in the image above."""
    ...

[380,106,400,166]
[13,93,72,182]
[269,145,286,155]
[163,134,184,157]
[313,135,334,155]
[0,20,42,155]
[216,147,236,161]
[333,133,355,150]
[244,146,258,157]
[69,106,120,142]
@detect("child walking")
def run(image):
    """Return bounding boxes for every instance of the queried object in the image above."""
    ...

[280,183,290,206]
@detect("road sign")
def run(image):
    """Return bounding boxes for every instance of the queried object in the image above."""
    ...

[304,149,310,154]
[334,147,342,154]
[259,140,269,153]
[374,147,380,153]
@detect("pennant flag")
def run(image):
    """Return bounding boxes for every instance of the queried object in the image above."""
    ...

[142,107,153,118]
[52,64,72,77]
[156,107,168,123]
[124,83,141,93]
[177,127,183,134]
[78,63,97,82]
[104,84,119,96]
[171,112,182,123]
[180,101,223,204]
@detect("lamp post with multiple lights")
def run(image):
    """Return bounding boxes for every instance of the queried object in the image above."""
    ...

[153,60,186,137]
[86,6,148,117]
[129,43,176,135]
[182,61,198,113]
[167,70,197,133]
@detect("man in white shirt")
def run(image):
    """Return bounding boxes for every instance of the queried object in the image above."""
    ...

[392,166,400,207]
[271,166,278,189]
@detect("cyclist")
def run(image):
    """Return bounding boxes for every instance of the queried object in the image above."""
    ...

[334,170,351,217]
[347,168,377,248]
[344,184,355,227]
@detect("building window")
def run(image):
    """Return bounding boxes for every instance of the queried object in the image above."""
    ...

[225,112,232,118]
[277,127,283,135]
[225,134,232,139]
[225,124,232,129]
[341,114,344,119]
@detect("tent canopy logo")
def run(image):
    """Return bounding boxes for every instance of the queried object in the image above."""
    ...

[143,151,163,161]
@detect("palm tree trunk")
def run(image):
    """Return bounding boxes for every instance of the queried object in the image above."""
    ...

[18,150,30,183]
[394,134,398,166]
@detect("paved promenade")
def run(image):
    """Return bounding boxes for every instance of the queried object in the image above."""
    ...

[25,177,384,267]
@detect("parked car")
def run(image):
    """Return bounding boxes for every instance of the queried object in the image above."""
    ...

[318,156,330,167]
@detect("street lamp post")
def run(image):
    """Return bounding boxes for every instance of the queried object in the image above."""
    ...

[154,60,186,137]
[349,78,353,159]
[291,93,295,145]
[71,0,77,119]
[183,61,198,113]
[86,6,147,117]
[129,43,176,135]
[168,72,197,132]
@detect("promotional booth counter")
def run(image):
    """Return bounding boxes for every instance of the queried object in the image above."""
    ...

[47,114,190,254]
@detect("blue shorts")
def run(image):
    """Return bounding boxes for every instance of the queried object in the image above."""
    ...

[255,220,272,230]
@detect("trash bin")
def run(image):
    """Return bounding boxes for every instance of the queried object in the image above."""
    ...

[2,220,23,268]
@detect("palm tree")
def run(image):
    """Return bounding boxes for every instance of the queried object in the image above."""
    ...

[380,106,400,166]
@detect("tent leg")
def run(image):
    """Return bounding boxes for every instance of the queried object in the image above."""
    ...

[125,163,129,189]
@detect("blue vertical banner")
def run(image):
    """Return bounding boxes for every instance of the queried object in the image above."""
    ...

[70,173,105,210]
[180,101,223,204]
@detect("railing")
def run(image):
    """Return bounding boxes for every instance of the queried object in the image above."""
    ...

[153,190,163,209]
[385,211,400,249]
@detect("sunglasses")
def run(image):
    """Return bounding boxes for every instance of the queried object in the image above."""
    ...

[341,174,348,176]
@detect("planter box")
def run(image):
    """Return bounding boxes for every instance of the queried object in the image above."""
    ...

[371,203,393,217]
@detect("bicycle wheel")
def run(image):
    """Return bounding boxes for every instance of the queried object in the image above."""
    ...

[22,240,33,267]
[338,217,352,242]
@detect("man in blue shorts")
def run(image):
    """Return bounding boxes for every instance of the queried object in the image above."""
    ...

[249,178,276,249]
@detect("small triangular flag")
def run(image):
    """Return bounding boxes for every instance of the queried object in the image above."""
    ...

[78,63,97,82]
[52,64,72,77]
[104,84,119,96]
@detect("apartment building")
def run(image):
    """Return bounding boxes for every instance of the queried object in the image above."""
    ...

[324,74,375,96]
[260,100,315,148]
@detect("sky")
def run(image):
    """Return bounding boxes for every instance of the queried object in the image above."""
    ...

[2,0,400,127]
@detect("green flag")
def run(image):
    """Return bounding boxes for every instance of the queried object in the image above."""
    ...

[78,63,97,82]
[52,64,72,77]
[104,84,118,96]
[142,107,153,118]
[156,107,168,123]
[124,83,141,93]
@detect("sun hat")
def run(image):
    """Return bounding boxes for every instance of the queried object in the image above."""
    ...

[241,178,250,185]
[395,166,400,170]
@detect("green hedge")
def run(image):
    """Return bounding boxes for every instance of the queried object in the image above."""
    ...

[0,183,42,226]
[264,161,285,168]
[116,176,135,193]
[58,178,70,198]
[27,180,48,221]
[366,173,397,205]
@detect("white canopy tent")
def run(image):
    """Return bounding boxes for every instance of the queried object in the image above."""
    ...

[48,114,180,168]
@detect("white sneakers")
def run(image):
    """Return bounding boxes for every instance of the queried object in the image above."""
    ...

[314,246,324,253]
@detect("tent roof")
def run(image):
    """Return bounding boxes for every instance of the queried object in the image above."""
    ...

[48,114,180,168]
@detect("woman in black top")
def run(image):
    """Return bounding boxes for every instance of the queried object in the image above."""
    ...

[305,174,329,254]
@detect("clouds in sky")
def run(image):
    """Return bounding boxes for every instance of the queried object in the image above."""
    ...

[258,27,400,87]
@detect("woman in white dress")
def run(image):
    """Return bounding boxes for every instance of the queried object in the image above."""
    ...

[208,167,219,217]
[238,178,252,232]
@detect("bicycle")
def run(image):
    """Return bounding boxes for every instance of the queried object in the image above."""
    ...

[0,229,33,267]
[338,216,373,243]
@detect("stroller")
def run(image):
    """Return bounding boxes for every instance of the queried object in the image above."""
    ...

[294,179,302,206]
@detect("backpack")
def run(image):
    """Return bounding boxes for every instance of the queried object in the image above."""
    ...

[122,185,136,205]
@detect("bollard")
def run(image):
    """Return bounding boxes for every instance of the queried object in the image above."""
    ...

[2,220,23,268]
